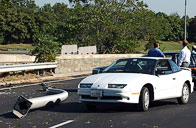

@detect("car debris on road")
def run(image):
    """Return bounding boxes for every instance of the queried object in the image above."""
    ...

[13,83,68,119]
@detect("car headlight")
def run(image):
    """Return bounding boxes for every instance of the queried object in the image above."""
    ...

[108,84,127,89]
[80,83,93,88]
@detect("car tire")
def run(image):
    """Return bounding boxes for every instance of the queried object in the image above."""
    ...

[177,83,190,104]
[85,102,96,111]
[138,87,150,111]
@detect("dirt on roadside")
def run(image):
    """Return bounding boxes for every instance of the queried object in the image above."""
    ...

[0,71,71,87]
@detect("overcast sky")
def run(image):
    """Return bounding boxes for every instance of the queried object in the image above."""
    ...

[35,0,196,18]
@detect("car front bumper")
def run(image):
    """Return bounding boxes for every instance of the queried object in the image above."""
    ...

[78,88,140,104]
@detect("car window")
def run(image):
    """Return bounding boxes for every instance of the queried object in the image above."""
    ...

[103,58,157,74]
[164,53,177,63]
[192,54,196,61]
[165,54,173,60]
[156,60,173,75]
[103,60,127,72]
[169,60,181,72]
[190,57,195,66]
[115,61,127,66]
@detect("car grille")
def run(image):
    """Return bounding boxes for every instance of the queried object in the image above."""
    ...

[81,95,122,100]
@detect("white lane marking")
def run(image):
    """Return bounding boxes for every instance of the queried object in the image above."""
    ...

[49,120,74,128]
[0,76,86,91]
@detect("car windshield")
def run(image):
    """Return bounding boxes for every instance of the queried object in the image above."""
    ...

[103,58,157,74]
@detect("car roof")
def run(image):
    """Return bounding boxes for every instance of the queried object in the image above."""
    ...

[119,57,169,61]
[164,52,179,54]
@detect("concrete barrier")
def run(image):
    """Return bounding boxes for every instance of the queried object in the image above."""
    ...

[0,54,35,65]
[61,45,78,55]
[0,54,143,75]
[56,54,142,74]
[78,46,97,54]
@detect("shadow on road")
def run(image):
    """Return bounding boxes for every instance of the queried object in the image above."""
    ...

[151,100,178,108]
[0,99,179,119]
[64,89,78,93]
[41,100,179,114]
[0,112,17,119]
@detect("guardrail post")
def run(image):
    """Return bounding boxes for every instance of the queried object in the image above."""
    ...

[22,71,26,76]
[43,70,46,76]
[37,70,40,76]
[50,69,54,75]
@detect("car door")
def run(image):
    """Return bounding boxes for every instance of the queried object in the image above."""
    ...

[168,60,184,97]
[154,60,177,100]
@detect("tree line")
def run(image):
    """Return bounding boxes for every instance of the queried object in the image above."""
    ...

[0,0,196,61]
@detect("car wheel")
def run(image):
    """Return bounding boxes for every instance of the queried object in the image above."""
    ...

[85,102,96,111]
[138,87,150,111]
[177,83,190,104]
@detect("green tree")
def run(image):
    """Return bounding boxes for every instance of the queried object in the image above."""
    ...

[0,0,38,44]
[156,12,172,41]
[188,16,196,42]
[145,37,156,51]
[63,0,147,53]
[166,13,184,41]
[32,32,60,62]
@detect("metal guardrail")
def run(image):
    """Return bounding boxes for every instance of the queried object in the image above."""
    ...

[0,62,58,73]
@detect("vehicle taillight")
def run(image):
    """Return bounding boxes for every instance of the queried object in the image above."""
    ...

[189,67,196,70]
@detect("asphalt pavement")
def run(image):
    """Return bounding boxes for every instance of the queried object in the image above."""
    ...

[0,78,196,128]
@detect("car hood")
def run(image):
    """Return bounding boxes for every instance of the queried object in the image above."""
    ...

[80,73,151,89]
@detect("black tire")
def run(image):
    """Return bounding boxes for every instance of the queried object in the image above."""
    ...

[177,83,190,104]
[138,87,150,111]
[85,102,96,111]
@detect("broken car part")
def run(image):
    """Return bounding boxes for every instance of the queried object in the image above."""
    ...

[13,85,68,119]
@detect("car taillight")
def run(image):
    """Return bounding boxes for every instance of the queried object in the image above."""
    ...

[189,67,196,70]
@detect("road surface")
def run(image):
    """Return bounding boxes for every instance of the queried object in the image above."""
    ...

[0,78,196,128]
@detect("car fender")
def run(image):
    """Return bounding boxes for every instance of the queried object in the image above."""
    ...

[124,75,157,99]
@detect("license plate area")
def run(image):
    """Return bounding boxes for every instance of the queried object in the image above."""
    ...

[91,90,103,97]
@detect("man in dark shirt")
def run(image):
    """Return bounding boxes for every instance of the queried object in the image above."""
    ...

[147,43,165,57]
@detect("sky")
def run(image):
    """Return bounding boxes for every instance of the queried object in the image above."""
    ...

[142,0,196,18]
[35,0,196,18]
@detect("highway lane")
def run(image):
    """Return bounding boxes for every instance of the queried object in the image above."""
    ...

[0,78,196,128]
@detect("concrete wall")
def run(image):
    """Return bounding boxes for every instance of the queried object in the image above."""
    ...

[56,54,142,74]
[0,54,143,74]
[0,54,36,65]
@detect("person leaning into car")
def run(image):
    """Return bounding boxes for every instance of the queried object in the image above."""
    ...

[177,40,191,68]
[147,43,165,57]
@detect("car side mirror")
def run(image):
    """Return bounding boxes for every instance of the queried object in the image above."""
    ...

[92,69,99,74]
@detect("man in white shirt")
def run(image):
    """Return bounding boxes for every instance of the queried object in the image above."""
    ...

[177,40,191,67]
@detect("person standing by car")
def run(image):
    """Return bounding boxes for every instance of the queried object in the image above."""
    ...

[147,43,165,57]
[178,40,191,68]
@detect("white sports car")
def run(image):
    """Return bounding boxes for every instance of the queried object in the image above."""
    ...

[78,57,194,111]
